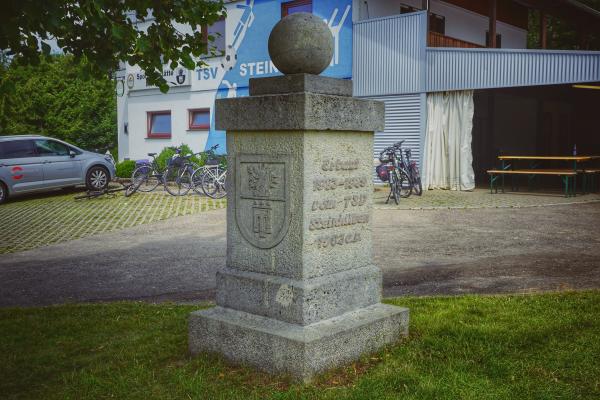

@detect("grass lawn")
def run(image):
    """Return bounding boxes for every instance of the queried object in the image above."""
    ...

[1,291,598,399]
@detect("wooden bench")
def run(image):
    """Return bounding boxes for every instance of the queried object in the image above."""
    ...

[487,169,577,197]
[579,169,600,193]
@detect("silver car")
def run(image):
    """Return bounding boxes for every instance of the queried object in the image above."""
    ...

[0,135,116,203]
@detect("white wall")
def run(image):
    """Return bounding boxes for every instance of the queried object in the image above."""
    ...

[117,0,246,161]
[124,89,214,161]
[355,0,527,48]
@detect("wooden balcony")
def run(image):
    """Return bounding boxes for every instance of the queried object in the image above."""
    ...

[428,31,483,48]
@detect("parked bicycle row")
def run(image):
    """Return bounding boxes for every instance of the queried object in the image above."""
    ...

[375,140,422,205]
[75,145,227,200]
[126,144,227,198]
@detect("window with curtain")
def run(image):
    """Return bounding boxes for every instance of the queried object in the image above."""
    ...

[147,111,172,138]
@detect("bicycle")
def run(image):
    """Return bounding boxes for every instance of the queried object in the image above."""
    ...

[130,152,167,193]
[200,164,227,199]
[392,141,422,196]
[376,143,411,204]
[74,182,129,200]
[190,145,227,199]
[163,150,199,196]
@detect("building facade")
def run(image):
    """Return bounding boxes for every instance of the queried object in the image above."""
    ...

[117,0,353,161]
[116,0,600,188]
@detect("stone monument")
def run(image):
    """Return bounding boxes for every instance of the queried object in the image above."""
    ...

[189,12,409,381]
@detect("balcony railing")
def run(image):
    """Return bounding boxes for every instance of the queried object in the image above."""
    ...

[428,31,483,48]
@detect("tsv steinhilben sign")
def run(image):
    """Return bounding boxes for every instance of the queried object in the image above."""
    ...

[126,67,191,90]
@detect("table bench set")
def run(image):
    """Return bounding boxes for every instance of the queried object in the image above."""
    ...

[487,156,600,197]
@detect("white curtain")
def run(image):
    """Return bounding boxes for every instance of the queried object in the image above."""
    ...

[423,90,475,191]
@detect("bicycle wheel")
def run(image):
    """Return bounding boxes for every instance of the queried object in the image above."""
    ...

[191,167,206,195]
[124,179,143,197]
[163,166,192,196]
[410,165,423,196]
[212,170,227,199]
[388,172,400,205]
[395,168,412,198]
[201,167,227,199]
[131,166,160,192]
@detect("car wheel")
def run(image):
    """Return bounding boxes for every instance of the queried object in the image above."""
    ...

[0,182,7,204]
[86,166,109,191]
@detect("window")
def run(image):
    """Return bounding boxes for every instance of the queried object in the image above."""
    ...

[282,0,312,17]
[147,111,172,138]
[0,140,36,159]
[202,18,226,57]
[189,109,210,130]
[429,13,445,35]
[34,139,70,156]
[486,31,502,48]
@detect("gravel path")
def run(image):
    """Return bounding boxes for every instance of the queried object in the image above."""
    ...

[1,202,599,307]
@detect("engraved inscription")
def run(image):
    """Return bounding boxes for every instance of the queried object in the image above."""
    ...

[321,158,359,171]
[310,153,370,251]
[309,212,370,231]
[343,194,367,208]
[236,154,290,249]
[313,176,368,191]
[315,232,362,248]
[311,194,368,211]
[312,198,337,211]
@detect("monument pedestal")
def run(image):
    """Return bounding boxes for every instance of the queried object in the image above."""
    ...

[189,73,409,381]
[190,304,407,381]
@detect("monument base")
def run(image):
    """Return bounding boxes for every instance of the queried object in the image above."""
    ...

[189,304,409,382]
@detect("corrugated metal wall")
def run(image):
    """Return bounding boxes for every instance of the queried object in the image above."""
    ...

[353,12,427,97]
[366,94,424,176]
[427,48,600,92]
[353,12,600,96]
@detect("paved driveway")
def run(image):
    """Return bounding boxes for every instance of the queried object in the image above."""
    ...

[1,203,599,306]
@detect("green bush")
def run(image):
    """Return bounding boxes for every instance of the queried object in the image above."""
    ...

[0,55,117,151]
[115,160,136,178]
[155,144,203,170]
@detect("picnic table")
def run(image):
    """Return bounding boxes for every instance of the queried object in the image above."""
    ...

[487,155,600,197]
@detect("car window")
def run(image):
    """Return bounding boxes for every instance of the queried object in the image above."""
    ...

[34,139,70,156]
[0,140,37,159]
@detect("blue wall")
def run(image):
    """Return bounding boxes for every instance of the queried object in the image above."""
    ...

[204,0,353,152]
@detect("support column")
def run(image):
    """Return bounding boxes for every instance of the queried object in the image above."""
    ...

[540,10,548,49]
[422,0,429,43]
[489,0,497,48]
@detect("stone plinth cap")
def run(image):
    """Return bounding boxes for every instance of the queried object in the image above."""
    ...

[215,92,384,132]
[249,74,352,97]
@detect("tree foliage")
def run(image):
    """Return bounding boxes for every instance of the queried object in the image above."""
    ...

[528,0,600,50]
[0,0,225,92]
[0,55,116,152]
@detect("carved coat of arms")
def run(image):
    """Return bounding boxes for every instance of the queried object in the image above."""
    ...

[235,154,290,249]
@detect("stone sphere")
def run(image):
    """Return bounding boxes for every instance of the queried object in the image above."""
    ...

[268,12,334,75]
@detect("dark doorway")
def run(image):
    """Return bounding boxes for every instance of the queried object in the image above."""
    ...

[471,83,600,186]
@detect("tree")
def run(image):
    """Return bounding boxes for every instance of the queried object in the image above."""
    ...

[0,0,225,92]
[0,55,117,152]
[528,0,600,50]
